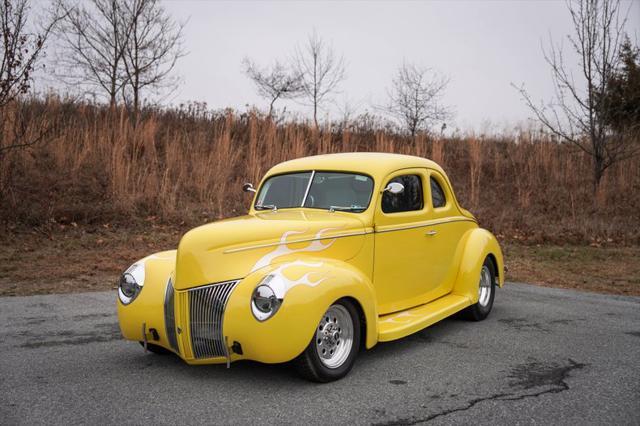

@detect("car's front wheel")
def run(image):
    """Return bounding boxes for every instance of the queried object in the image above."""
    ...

[462,257,496,321]
[295,299,361,382]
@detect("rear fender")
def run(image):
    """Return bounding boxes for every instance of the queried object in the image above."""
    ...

[452,228,504,303]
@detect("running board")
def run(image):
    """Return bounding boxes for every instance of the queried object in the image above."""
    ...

[377,294,471,342]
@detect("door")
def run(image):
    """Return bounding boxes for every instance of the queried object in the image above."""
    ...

[373,169,432,314]
[373,169,474,314]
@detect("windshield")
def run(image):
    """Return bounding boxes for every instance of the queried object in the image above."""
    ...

[255,171,374,212]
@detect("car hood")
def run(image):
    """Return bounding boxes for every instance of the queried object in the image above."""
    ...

[173,209,367,290]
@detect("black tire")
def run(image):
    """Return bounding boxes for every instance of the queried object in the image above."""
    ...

[139,341,172,355]
[462,257,496,321]
[294,299,361,383]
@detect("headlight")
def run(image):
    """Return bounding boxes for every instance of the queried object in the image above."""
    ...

[251,275,283,321]
[118,262,145,305]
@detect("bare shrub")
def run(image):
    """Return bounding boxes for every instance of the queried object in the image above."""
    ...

[242,58,302,118]
[293,30,346,128]
[385,62,451,137]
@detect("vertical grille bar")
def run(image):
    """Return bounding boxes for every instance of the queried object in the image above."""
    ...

[206,286,216,357]
[211,285,221,357]
[163,278,179,353]
[219,284,234,353]
[188,280,239,359]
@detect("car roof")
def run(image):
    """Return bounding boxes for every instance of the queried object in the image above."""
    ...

[266,152,444,180]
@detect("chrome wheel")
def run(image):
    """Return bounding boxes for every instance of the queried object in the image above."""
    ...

[315,304,354,369]
[478,265,492,307]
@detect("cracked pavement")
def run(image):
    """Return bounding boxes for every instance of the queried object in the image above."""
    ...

[1,283,639,425]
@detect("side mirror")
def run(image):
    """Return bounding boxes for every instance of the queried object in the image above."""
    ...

[383,182,404,195]
[243,183,257,193]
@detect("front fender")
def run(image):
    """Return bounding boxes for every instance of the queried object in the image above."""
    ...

[223,257,378,364]
[452,228,504,303]
[117,250,176,346]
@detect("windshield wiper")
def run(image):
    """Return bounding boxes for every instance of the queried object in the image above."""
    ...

[255,204,278,211]
[328,205,365,212]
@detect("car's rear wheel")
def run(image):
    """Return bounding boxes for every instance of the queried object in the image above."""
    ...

[295,299,361,382]
[462,257,496,321]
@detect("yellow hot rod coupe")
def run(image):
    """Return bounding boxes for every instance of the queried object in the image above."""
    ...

[117,153,504,382]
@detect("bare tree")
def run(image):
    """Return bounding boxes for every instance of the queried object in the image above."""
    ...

[293,31,345,128]
[242,58,302,118]
[385,62,450,137]
[514,0,633,192]
[1,0,56,108]
[0,0,64,196]
[0,0,61,154]
[55,0,129,108]
[121,0,185,119]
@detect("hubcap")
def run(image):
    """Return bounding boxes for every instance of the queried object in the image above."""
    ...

[478,265,492,307]
[315,304,354,369]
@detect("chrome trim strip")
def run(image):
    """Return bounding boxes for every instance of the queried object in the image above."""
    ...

[374,217,476,233]
[300,170,315,207]
[223,230,369,254]
[163,277,179,353]
[223,218,473,254]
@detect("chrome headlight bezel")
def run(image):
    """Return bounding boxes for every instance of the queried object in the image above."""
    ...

[118,262,145,305]
[251,275,283,321]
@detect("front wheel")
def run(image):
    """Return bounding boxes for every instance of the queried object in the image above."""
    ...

[462,257,496,321]
[294,299,361,382]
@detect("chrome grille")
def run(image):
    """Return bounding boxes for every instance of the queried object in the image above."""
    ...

[164,278,179,353]
[188,280,239,359]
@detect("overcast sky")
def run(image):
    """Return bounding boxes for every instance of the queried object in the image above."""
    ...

[162,1,638,132]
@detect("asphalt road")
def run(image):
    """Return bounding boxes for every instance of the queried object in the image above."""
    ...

[1,283,639,425]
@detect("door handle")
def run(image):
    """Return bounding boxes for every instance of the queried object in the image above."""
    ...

[425,230,437,236]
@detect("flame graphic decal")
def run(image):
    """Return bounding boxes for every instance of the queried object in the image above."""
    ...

[267,260,329,298]
[250,227,342,273]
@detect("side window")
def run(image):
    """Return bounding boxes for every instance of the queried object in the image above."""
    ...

[430,176,446,208]
[382,175,423,213]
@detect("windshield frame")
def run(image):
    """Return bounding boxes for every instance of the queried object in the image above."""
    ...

[254,170,375,213]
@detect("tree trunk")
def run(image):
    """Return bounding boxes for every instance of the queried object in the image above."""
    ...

[109,78,117,111]
[313,98,318,128]
[592,151,605,210]
[133,86,139,124]
[269,93,281,119]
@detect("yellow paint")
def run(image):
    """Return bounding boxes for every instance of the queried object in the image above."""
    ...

[378,294,470,341]
[117,153,504,365]
[117,250,175,344]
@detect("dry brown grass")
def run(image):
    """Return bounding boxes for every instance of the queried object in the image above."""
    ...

[504,243,640,296]
[1,98,639,244]
[1,226,637,297]
[1,99,638,296]
[0,224,184,296]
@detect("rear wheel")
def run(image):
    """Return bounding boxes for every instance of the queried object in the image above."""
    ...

[295,299,361,382]
[462,257,496,321]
